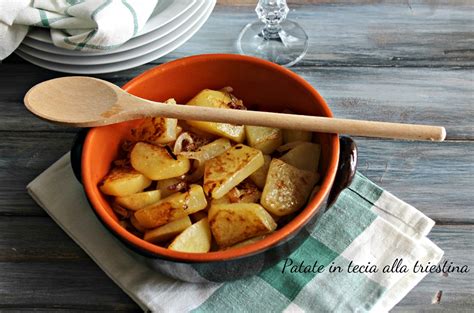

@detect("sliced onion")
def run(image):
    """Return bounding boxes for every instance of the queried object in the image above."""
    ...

[173,132,194,155]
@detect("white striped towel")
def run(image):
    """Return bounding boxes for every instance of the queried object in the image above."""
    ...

[0,0,158,60]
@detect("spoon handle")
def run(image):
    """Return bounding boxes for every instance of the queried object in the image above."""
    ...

[135,101,446,142]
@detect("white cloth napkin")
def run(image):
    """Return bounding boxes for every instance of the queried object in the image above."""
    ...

[0,0,158,60]
[27,154,444,312]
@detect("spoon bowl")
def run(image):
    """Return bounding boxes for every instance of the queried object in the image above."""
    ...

[25,77,123,125]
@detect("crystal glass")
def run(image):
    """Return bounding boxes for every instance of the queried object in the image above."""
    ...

[236,0,308,67]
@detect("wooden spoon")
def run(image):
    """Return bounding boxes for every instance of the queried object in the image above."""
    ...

[24,76,446,141]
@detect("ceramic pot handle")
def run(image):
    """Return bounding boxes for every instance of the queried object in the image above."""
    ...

[70,128,89,184]
[327,136,358,207]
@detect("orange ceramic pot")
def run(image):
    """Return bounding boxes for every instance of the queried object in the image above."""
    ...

[71,54,357,282]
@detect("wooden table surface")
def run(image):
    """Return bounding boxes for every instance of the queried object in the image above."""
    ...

[1,1,473,312]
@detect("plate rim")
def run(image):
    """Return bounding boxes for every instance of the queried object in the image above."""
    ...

[15,0,216,74]
[19,0,208,63]
[26,0,197,43]
[22,0,205,57]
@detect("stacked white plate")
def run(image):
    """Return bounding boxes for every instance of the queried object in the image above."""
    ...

[15,0,215,74]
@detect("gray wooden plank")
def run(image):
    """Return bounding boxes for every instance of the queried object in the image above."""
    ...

[0,216,86,262]
[0,217,139,311]
[155,4,474,67]
[0,132,472,222]
[0,64,472,139]
[0,216,471,310]
[0,261,138,311]
[0,132,75,217]
[355,138,474,223]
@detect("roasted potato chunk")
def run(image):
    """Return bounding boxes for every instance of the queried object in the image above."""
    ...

[203,144,264,199]
[134,184,207,228]
[130,215,147,233]
[279,142,321,172]
[115,190,161,211]
[249,154,271,189]
[261,159,318,216]
[168,218,212,253]
[282,129,312,143]
[132,99,178,144]
[99,167,151,197]
[131,142,191,180]
[186,89,245,142]
[209,203,276,248]
[245,126,282,154]
[144,216,192,243]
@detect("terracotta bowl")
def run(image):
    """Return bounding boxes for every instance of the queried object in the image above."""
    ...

[71,54,357,282]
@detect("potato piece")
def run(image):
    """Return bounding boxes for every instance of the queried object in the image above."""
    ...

[249,154,271,189]
[279,142,321,172]
[157,178,187,198]
[132,100,178,144]
[130,215,147,233]
[168,218,212,253]
[204,144,264,199]
[209,203,277,248]
[134,185,207,228]
[131,142,191,180]
[115,190,161,211]
[186,89,245,142]
[261,159,318,216]
[245,126,282,154]
[99,167,151,196]
[283,129,312,143]
[144,216,192,243]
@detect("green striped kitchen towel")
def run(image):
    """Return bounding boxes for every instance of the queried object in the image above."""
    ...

[0,0,158,59]
[27,154,444,312]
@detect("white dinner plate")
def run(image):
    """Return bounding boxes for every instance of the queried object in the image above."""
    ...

[22,0,204,57]
[18,0,209,65]
[27,0,196,43]
[138,0,196,36]
[15,0,215,74]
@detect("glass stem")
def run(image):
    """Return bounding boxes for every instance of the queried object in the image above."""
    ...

[255,0,289,39]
